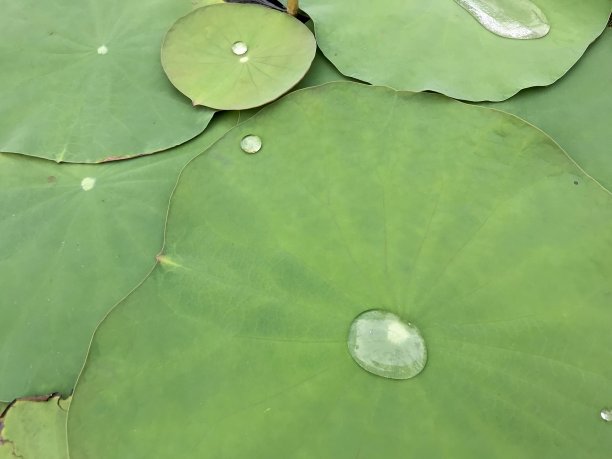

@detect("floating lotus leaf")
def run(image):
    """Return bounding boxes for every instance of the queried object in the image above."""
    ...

[293,0,611,101]
[68,84,612,458]
[0,0,214,163]
[0,397,70,459]
[161,3,316,109]
[485,28,612,190]
[0,113,238,401]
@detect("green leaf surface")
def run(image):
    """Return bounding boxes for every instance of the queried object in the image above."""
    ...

[0,112,238,401]
[484,28,612,190]
[294,22,355,91]
[0,397,69,459]
[295,0,611,101]
[162,3,316,110]
[0,0,214,163]
[68,83,612,458]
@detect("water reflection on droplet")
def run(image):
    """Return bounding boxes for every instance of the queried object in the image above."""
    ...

[232,41,248,56]
[80,177,96,191]
[455,0,550,40]
[240,135,262,154]
[601,408,612,422]
[347,310,427,380]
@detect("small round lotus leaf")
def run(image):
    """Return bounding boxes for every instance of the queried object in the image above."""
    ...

[294,0,611,101]
[68,84,612,458]
[161,3,316,110]
[0,0,214,163]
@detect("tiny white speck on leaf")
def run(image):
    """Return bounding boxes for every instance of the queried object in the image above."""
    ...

[81,177,96,191]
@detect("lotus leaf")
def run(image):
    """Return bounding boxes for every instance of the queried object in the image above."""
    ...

[293,0,612,101]
[485,28,612,190]
[0,396,70,459]
[0,0,214,163]
[67,83,612,458]
[0,113,239,401]
[294,22,355,90]
[162,3,316,110]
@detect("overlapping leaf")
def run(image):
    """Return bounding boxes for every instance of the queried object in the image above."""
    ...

[162,3,316,110]
[486,28,612,190]
[294,0,611,101]
[0,0,214,162]
[0,397,70,459]
[0,113,238,401]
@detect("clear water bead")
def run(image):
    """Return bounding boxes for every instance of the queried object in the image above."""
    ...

[455,0,550,40]
[601,408,612,422]
[348,310,427,380]
[232,41,248,56]
[240,135,262,154]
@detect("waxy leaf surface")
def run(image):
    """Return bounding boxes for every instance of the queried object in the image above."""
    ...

[68,84,612,458]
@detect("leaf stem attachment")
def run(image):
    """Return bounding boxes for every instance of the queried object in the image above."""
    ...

[287,0,299,16]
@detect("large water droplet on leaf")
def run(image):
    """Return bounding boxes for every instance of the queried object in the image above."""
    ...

[455,0,550,40]
[347,310,427,380]
[601,408,612,422]
[240,135,262,154]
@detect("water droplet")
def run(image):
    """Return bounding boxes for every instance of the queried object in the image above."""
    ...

[240,56,249,64]
[601,408,612,422]
[80,177,96,191]
[455,0,550,40]
[232,41,248,56]
[347,310,427,380]
[240,135,262,154]
[97,45,108,55]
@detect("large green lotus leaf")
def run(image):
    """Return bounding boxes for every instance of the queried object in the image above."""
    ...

[0,397,70,459]
[292,0,611,101]
[0,112,239,401]
[0,0,214,163]
[484,28,612,190]
[161,3,316,109]
[67,84,612,458]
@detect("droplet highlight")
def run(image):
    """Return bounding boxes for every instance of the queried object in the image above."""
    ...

[232,41,248,56]
[240,135,262,154]
[601,408,612,422]
[80,177,96,191]
[97,45,108,55]
[348,310,427,380]
[455,0,550,40]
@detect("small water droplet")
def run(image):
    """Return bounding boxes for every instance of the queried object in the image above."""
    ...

[240,135,262,154]
[455,0,550,40]
[240,56,249,64]
[601,408,612,422]
[232,41,248,56]
[348,310,427,380]
[80,177,96,191]
[97,45,108,55]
